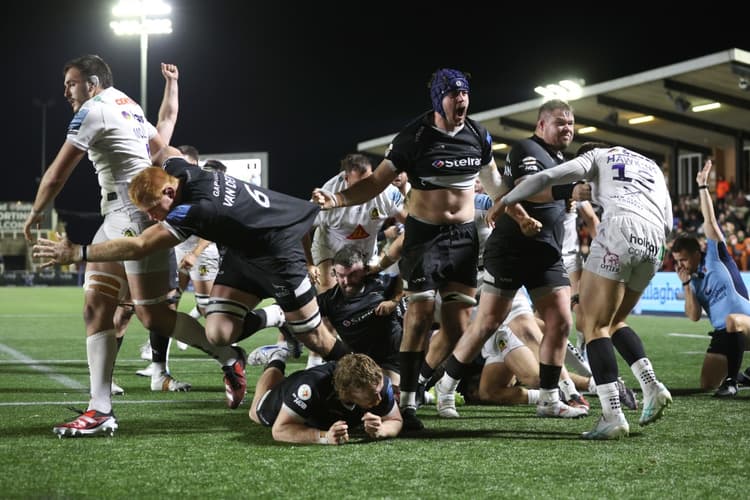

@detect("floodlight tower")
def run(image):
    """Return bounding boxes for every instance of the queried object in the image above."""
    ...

[110,0,172,114]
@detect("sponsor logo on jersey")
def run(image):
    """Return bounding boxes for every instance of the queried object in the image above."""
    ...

[347,225,370,240]
[115,97,137,106]
[297,384,312,401]
[431,157,482,169]
[628,234,659,256]
[600,248,620,273]
[521,156,539,172]
[68,108,90,135]
[121,111,132,120]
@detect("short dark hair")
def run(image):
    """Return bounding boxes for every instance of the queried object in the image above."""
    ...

[202,159,227,172]
[333,245,367,268]
[178,145,200,164]
[576,142,610,156]
[538,99,573,120]
[340,154,372,175]
[63,54,113,88]
[671,234,701,254]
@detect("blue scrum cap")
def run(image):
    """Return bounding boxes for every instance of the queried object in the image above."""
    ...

[430,68,470,118]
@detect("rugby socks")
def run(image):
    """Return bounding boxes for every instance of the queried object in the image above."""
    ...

[399,351,423,408]
[115,336,124,352]
[558,377,577,401]
[188,306,201,320]
[611,326,646,366]
[565,340,592,377]
[630,358,658,393]
[170,312,241,366]
[87,329,118,414]
[527,389,540,405]
[418,363,436,388]
[149,330,169,364]
[725,331,746,379]
[323,339,351,361]
[236,310,267,342]
[587,337,622,418]
[439,354,471,394]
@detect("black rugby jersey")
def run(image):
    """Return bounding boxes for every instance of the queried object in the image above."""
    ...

[161,158,319,255]
[490,135,568,254]
[385,112,493,190]
[281,362,396,429]
[317,275,402,357]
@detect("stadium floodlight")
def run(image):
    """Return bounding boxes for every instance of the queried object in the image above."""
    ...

[109,0,172,114]
[534,78,585,102]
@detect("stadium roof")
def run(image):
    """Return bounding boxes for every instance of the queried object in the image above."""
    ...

[358,48,750,178]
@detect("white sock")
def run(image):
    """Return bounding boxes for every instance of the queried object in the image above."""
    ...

[565,340,592,377]
[587,377,597,394]
[527,389,540,405]
[539,387,559,404]
[151,362,168,379]
[630,357,658,393]
[261,304,285,328]
[171,312,238,366]
[558,377,577,400]
[188,306,201,319]
[401,390,417,409]
[596,381,622,419]
[438,373,460,394]
[87,329,118,414]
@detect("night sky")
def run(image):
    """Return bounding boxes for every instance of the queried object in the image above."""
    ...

[5,1,748,242]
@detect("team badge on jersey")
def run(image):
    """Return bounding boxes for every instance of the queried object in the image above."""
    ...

[122,228,136,238]
[199,264,208,276]
[297,384,312,401]
[369,208,380,220]
[347,225,370,240]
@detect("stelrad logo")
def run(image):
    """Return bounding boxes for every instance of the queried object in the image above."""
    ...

[432,157,481,169]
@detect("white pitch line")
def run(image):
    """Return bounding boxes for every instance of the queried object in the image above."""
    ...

[668,333,706,339]
[0,343,85,390]
[0,399,223,407]
[0,358,216,365]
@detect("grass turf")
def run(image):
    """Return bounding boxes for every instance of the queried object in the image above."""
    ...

[0,287,747,499]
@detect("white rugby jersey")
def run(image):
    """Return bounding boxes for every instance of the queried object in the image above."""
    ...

[503,146,672,237]
[314,172,404,258]
[580,147,672,235]
[66,87,157,215]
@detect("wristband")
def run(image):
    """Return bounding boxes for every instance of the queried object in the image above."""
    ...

[551,184,575,200]
[318,431,329,444]
[80,245,88,262]
[682,279,691,286]
[698,185,708,190]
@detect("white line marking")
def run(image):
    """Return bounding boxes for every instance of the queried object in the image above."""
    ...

[668,333,706,339]
[0,358,216,365]
[0,343,85,390]
[0,399,223,407]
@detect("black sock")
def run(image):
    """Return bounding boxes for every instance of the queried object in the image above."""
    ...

[323,339,351,362]
[419,363,435,385]
[587,337,619,385]
[539,363,562,390]
[399,351,424,392]
[611,326,646,366]
[236,310,267,342]
[149,330,169,363]
[445,354,471,381]
[726,331,746,379]
[266,359,286,374]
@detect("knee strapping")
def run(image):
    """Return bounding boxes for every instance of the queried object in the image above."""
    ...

[204,297,250,319]
[196,294,210,309]
[441,291,477,306]
[84,271,128,301]
[286,310,322,334]
[408,289,436,303]
[132,294,169,306]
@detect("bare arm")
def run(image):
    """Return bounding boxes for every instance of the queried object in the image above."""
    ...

[681,281,703,321]
[271,406,350,445]
[476,159,503,199]
[23,142,86,241]
[696,159,723,242]
[156,63,179,143]
[578,201,599,239]
[362,404,402,439]
[32,222,180,267]
[312,159,398,209]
